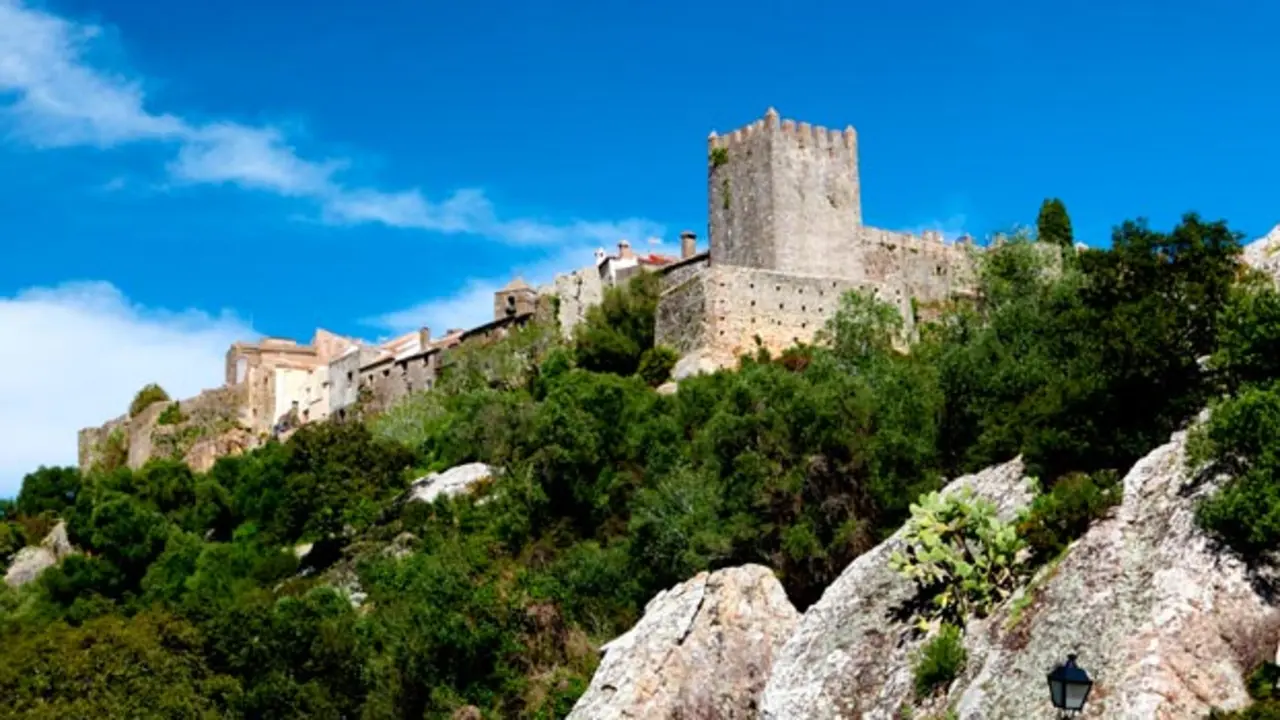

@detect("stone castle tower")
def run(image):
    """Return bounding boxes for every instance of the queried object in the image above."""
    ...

[709,108,863,276]
[656,108,976,373]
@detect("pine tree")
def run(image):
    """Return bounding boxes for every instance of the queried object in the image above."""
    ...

[1037,198,1075,248]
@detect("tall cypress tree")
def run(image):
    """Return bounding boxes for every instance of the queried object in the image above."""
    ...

[1037,198,1075,248]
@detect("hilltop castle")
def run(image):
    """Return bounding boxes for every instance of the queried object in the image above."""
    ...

[78,107,977,472]
[654,107,976,373]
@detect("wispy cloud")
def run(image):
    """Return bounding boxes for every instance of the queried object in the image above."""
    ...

[0,0,661,245]
[368,239,617,334]
[0,281,255,496]
[906,213,971,243]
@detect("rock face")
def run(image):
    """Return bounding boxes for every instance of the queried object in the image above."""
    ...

[759,458,1034,719]
[407,463,494,504]
[945,422,1276,719]
[568,564,800,720]
[4,522,76,588]
[1243,223,1280,281]
[761,422,1280,719]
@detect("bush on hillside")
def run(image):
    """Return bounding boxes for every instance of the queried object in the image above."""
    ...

[1017,470,1121,562]
[913,623,967,698]
[156,402,186,426]
[129,383,171,418]
[637,346,678,387]
[573,272,660,376]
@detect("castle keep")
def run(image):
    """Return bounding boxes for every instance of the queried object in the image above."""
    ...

[655,108,976,371]
[79,107,978,472]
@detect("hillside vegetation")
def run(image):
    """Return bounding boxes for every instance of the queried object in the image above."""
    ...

[4,211,1278,719]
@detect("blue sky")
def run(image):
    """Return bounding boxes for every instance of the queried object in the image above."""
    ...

[2,0,1279,492]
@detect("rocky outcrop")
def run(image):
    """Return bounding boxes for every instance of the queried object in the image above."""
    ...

[4,522,76,588]
[407,463,494,504]
[759,458,1033,719]
[567,564,800,720]
[1243,224,1280,281]
[760,421,1280,719]
[944,421,1275,719]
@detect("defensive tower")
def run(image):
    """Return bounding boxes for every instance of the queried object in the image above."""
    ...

[707,108,861,277]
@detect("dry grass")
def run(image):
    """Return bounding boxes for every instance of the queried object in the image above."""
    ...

[1226,609,1280,672]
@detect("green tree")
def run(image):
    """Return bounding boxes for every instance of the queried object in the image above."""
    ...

[573,272,661,376]
[15,466,82,517]
[0,610,242,718]
[129,383,171,418]
[637,346,679,386]
[1036,197,1074,248]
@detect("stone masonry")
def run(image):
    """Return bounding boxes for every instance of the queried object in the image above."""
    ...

[657,108,977,371]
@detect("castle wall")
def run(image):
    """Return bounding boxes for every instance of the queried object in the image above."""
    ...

[659,252,710,292]
[659,246,977,371]
[655,271,709,356]
[706,265,889,366]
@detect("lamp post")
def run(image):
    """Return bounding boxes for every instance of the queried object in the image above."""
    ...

[1047,654,1093,716]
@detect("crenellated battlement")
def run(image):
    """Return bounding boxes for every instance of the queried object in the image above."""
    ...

[708,108,856,155]
[708,108,863,274]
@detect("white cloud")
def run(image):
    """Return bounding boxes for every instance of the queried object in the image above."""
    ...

[0,0,660,246]
[0,282,253,497]
[369,240,606,333]
[374,278,502,335]
[906,213,971,244]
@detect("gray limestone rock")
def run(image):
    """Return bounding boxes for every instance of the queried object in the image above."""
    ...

[568,564,799,720]
[4,521,76,588]
[762,421,1280,719]
[946,423,1274,719]
[1243,224,1280,282]
[407,462,494,504]
[759,458,1034,719]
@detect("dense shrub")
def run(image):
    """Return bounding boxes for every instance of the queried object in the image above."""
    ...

[1017,470,1121,561]
[913,623,967,698]
[129,383,171,418]
[1193,382,1280,557]
[637,345,678,386]
[156,402,186,426]
[573,272,660,376]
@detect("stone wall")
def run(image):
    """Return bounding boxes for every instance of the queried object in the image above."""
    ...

[658,252,710,292]
[710,266,882,366]
[655,270,709,356]
[658,255,977,370]
[554,265,605,339]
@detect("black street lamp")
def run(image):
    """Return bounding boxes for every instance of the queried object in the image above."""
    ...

[1047,654,1093,715]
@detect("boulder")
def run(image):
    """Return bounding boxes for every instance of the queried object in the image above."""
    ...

[4,521,77,588]
[762,421,1280,719]
[407,462,494,504]
[759,458,1033,719]
[568,564,799,720]
[944,421,1277,719]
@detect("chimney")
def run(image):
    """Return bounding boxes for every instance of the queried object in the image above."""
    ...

[680,231,697,259]
[617,239,634,259]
